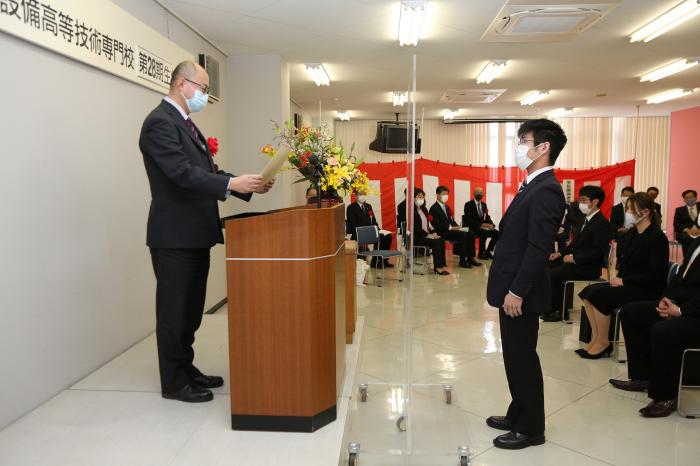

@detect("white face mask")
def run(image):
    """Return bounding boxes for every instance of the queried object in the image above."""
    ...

[440,194,449,203]
[620,196,629,205]
[357,195,367,204]
[579,203,592,215]
[415,198,425,207]
[514,143,544,170]
[625,211,641,228]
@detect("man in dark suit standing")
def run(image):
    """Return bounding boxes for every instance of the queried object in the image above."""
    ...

[611,186,634,240]
[429,186,481,268]
[346,192,394,268]
[486,119,567,449]
[139,61,273,403]
[463,187,499,259]
[647,187,663,221]
[541,185,612,322]
[610,237,700,417]
[673,189,699,255]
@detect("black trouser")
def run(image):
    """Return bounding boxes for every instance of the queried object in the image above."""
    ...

[548,261,599,314]
[620,300,700,401]
[150,247,210,392]
[415,236,446,268]
[441,230,476,261]
[499,309,545,435]
[475,228,499,255]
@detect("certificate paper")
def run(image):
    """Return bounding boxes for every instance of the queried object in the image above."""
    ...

[260,149,289,184]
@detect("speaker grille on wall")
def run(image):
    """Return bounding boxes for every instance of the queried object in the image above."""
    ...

[198,54,221,101]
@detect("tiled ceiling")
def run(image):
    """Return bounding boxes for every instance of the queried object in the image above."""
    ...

[161,0,700,119]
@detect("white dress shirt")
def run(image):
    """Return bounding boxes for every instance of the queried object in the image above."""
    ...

[526,166,554,184]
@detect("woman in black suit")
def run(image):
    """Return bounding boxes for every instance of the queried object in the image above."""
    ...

[577,192,669,359]
[412,188,449,275]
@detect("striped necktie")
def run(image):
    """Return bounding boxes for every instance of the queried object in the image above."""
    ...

[185,118,215,173]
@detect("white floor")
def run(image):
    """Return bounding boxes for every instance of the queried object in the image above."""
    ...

[2,258,699,466]
[0,313,364,466]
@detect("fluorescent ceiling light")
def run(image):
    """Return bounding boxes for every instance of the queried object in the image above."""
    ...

[520,90,550,106]
[304,63,330,86]
[630,0,700,43]
[476,60,507,84]
[646,88,695,104]
[398,0,427,46]
[337,111,350,121]
[443,109,460,120]
[392,91,408,106]
[548,107,574,118]
[640,57,700,82]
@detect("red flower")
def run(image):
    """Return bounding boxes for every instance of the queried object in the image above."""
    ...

[428,215,433,223]
[207,137,219,156]
[299,153,309,168]
[367,210,374,218]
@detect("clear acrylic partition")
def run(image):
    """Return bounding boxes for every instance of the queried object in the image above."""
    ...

[343,55,473,466]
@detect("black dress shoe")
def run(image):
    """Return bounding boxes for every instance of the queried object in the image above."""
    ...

[493,431,545,450]
[192,374,224,389]
[459,261,473,269]
[640,399,677,418]
[383,260,395,268]
[575,348,588,356]
[540,311,562,322]
[609,378,648,392]
[578,343,613,359]
[433,269,450,275]
[468,259,483,267]
[486,416,512,431]
[162,384,213,403]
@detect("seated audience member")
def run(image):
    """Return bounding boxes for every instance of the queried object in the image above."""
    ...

[397,189,407,230]
[609,236,700,418]
[674,189,700,255]
[413,188,449,275]
[647,186,663,220]
[429,186,481,268]
[542,185,613,322]
[611,186,635,241]
[346,191,393,268]
[577,192,669,359]
[568,198,586,234]
[305,186,317,204]
[462,187,499,259]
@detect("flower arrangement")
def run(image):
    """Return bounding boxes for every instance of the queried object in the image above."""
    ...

[260,121,371,197]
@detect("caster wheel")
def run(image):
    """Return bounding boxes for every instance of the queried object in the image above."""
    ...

[458,446,470,466]
[396,415,406,432]
[442,383,453,405]
[349,452,357,466]
[348,442,360,465]
[359,383,368,402]
[460,457,469,466]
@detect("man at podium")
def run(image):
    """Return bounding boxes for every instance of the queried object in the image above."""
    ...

[139,60,273,403]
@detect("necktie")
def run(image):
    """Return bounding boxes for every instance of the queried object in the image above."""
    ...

[186,118,215,173]
[581,218,589,232]
[518,181,528,193]
[476,202,482,219]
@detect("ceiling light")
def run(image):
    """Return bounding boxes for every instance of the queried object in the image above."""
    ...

[476,60,507,84]
[630,0,700,43]
[304,63,330,86]
[337,111,350,121]
[640,57,700,82]
[548,107,574,118]
[647,88,695,104]
[520,90,550,106]
[398,0,427,46]
[443,109,460,120]
[392,91,408,106]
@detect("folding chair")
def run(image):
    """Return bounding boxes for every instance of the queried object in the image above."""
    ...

[560,244,613,323]
[399,221,432,275]
[355,226,403,287]
[678,349,700,418]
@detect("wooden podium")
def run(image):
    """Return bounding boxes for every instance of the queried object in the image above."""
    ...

[223,204,346,432]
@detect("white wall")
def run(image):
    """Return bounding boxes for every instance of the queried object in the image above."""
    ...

[0,0,237,429]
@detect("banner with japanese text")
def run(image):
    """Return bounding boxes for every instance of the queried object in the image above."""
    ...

[0,0,193,94]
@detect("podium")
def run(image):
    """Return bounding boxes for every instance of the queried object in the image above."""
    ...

[223,204,346,432]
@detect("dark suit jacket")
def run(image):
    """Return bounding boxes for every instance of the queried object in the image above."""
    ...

[413,204,435,239]
[610,203,625,231]
[617,224,669,292]
[673,205,698,239]
[487,170,566,313]
[654,201,662,219]
[569,200,586,233]
[347,201,379,240]
[429,202,458,236]
[462,200,495,230]
[560,211,613,278]
[664,237,700,317]
[139,100,251,248]
[397,199,407,232]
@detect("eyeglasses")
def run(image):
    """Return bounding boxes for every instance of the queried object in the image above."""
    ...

[518,138,544,146]
[185,78,210,94]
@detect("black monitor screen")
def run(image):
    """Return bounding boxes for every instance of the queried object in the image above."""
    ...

[385,126,419,151]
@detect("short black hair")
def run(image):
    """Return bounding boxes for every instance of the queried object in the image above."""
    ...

[647,186,659,194]
[436,185,449,195]
[517,118,567,165]
[621,186,634,195]
[414,188,425,197]
[306,186,317,196]
[579,185,606,207]
[682,189,697,198]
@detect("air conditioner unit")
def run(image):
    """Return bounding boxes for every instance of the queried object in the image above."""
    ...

[482,2,619,42]
[198,53,221,101]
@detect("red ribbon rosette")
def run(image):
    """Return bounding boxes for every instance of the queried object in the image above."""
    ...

[207,137,219,156]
